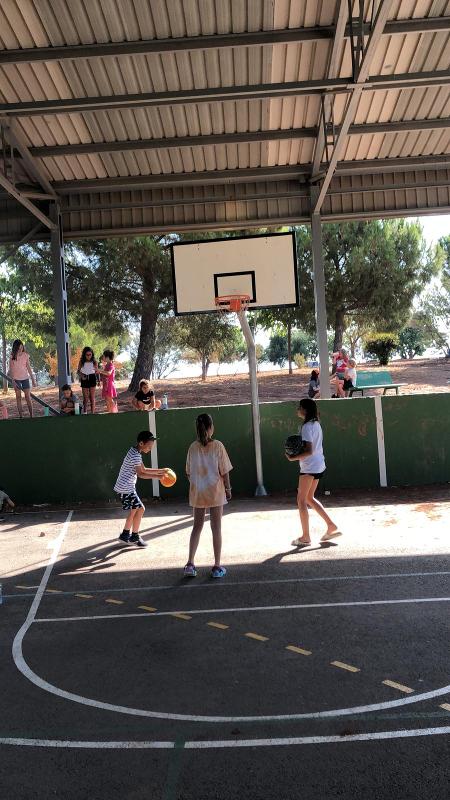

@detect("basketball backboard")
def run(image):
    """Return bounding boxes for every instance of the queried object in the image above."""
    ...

[171,232,298,315]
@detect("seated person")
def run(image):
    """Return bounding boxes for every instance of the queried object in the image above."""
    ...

[308,369,320,399]
[331,348,349,396]
[133,379,158,411]
[0,486,15,513]
[60,384,79,415]
[335,358,357,398]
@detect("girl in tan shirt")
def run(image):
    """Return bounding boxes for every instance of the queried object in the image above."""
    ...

[184,413,232,579]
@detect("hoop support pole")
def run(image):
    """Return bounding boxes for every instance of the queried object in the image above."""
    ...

[238,310,267,497]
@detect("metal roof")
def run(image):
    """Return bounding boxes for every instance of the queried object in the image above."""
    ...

[0,0,449,242]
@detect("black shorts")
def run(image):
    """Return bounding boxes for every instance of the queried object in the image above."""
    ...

[300,470,326,480]
[343,379,354,391]
[118,491,144,511]
[80,374,97,388]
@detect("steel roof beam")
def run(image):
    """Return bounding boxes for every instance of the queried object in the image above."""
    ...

[0,170,55,228]
[0,119,57,198]
[2,70,449,118]
[0,17,448,65]
[50,154,450,194]
[312,0,392,213]
[26,116,450,159]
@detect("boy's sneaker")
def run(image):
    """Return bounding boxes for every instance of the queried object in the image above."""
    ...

[183,563,197,578]
[118,531,130,544]
[129,534,147,547]
[211,566,227,579]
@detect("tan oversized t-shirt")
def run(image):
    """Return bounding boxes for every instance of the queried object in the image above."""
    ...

[186,439,233,508]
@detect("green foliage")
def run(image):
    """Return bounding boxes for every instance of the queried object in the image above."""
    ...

[265,331,315,367]
[398,327,426,359]
[295,220,440,351]
[365,333,399,365]
[178,314,238,379]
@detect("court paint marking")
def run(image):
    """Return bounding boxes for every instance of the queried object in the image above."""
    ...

[6,570,450,600]
[12,511,450,724]
[138,605,157,613]
[1,727,450,750]
[245,632,269,642]
[45,589,62,594]
[286,645,312,656]
[105,599,124,605]
[171,613,192,620]
[383,680,414,694]
[75,594,93,599]
[331,661,360,673]
[34,595,450,624]
[207,622,229,630]
[439,704,450,712]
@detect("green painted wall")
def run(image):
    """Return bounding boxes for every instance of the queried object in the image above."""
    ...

[382,393,450,486]
[1,394,448,505]
[0,412,154,504]
[260,398,380,493]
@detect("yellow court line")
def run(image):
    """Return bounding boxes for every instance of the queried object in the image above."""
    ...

[245,632,269,642]
[382,679,414,694]
[439,703,450,712]
[331,660,360,673]
[286,645,312,656]
[207,622,229,630]
[15,585,38,590]
[45,589,62,593]
[171,612,192,620]
[75,593,93,599]
[105,599,124,605]
[138,605,157,613]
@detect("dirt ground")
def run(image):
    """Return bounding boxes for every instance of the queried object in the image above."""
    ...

[1,357,449,417]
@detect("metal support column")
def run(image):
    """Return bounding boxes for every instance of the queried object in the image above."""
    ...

[310,208,331,399]
[50,203,71,387]
[238,310,267,496]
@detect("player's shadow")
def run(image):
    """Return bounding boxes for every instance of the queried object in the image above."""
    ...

[263,541,337,564]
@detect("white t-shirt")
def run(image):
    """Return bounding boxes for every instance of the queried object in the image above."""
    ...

[299,420,326,474]
[80,361,96,375]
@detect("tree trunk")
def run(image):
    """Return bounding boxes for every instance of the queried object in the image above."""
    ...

[287,321,293,375]
[129,287,158,392]
[201,355,210,380]
[333,309,346,352]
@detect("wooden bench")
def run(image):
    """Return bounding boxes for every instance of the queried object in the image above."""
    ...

[349,370,407,397]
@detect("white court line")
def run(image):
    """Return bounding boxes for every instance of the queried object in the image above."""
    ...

[35,596,450,623]
[1,726,449,750]
[5,571,450,599]
[11,511,450,725]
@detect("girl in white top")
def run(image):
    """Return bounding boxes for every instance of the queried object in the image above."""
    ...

[184,413,233,579]
[7,339,36,418]
[286,398,341,547]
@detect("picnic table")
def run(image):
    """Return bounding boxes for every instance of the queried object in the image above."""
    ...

[349,370,406,397]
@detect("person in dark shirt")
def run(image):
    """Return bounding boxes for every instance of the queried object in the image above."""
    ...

[132,379,160,411]
[60,384,79,415]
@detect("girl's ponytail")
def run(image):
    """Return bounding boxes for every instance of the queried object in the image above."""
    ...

[196,413,213,446]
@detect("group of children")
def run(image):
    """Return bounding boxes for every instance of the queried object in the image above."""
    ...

[307,348,358,400]
[114,399,339,578]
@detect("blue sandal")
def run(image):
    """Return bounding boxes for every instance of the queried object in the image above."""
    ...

[211,566,227,579]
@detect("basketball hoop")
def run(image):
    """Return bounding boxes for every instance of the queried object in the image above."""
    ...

[215,294,251,314]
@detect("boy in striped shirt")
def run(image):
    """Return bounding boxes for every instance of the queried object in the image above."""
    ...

[114,430,168,547]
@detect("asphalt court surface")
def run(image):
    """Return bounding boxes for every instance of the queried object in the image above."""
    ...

[1,488,449,799]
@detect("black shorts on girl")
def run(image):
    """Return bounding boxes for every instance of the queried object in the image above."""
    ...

[343,378,355,391]
[118,492,144,510]
[81,374,97,388]
[302,470,326,480]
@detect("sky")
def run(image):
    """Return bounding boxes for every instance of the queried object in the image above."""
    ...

[416,214,450,246]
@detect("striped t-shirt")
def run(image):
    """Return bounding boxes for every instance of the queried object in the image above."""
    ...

[114,447,142,493]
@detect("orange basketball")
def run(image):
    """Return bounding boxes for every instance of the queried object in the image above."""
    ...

[154,399,161,409]
[160,468,177,488]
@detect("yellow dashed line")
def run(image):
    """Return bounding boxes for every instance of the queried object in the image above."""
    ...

[138,605,157,613]
[207,622,229,630]
[45,589,62,593]
[331,660,360,673]
[15,585,38,590]
[286,645,312,656]
[245,632,269,642]
[171,612,192,620]
[75,593,93,599]
[439,703,450,712]
[105,598,124,605]
[382,679,414,694]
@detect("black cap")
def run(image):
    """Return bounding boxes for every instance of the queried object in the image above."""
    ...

[137,430,157,443]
